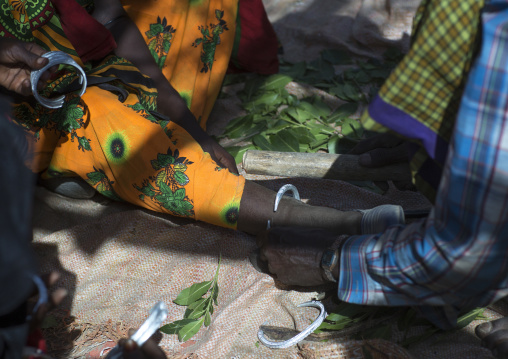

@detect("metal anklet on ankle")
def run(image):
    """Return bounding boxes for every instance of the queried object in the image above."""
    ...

[267,184,301,229]
[31,51,87,109]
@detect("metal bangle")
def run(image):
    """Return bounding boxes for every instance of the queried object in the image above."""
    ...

[258,300,327,349]
[267,184,301,229]
[30,51,87,109]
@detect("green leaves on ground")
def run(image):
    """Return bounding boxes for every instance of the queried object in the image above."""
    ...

[314,302,375,333]
[173,281,213,306]
[315,301,487,349]
[160,257,221,342]
[219,47,404,164]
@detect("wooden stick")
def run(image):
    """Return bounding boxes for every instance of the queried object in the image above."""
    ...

[242,150,411,181]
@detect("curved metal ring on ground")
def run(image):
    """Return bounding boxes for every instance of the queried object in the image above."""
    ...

[30,51,87,109]
[258,300,327,349]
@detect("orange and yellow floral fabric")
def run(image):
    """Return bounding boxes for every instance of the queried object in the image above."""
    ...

[2,0,245,229]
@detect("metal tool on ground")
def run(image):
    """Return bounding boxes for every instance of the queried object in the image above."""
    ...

[258,300,327,349]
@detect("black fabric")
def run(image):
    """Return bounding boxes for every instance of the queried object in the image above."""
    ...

[0,95,37,316]
[0,95,38,359]
[0,322,30,359]
[96,83,129,102]
[55,75,138,103]
[0,302,26,329]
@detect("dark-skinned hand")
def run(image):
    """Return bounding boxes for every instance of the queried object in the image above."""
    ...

[476,317,508,359]
[0,38,51,96]
[256,227,341,286]
[117,329,167,359]
[197,135,238,175]
[348,133,415,191]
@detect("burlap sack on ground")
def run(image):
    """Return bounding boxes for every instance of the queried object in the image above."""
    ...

[34,175,501,359]
[34,175,429,359]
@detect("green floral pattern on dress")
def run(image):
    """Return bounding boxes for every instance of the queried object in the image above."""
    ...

[86,167,122,201]
[146,16,176,69]
[192,10,228,73]
[134,147,195,217]
[13,94,92,153]
[127,102,157,123]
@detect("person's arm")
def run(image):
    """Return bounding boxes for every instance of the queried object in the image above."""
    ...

[339,2,508,329]
[91,0,238,173]
[259,209,507,330]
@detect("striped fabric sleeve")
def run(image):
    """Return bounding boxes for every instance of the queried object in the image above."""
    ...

[337,2,508,330]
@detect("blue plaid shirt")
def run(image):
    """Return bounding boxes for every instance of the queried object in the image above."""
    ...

[338,2,508,329]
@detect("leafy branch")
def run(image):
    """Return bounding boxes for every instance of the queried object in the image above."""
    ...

[160,258,221,341]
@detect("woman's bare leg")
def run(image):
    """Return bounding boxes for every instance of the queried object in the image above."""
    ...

[237,181,362,235]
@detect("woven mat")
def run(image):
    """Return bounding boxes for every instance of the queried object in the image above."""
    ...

[32,174,501,359]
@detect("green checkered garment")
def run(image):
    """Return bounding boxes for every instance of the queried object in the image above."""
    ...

[361,0,484,201]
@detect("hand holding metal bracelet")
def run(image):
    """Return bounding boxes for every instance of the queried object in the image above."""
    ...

[30,51,87,109]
